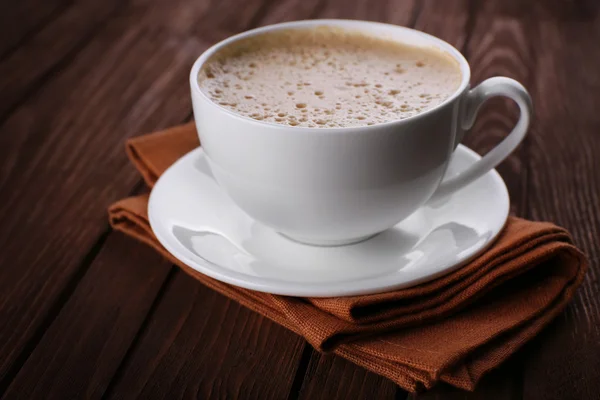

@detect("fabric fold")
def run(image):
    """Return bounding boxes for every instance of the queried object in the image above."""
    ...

[108,123,587,392]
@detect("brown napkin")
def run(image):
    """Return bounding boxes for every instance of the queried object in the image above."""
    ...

[109,123,587,392]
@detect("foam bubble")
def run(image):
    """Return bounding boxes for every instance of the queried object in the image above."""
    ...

[199,27,461,128]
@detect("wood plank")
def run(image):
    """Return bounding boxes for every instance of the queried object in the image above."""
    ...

[0,0,237,120]
[0,0,125,119]
[418,1,600,398]
[3,0,596,399]
[191,0,278,42]
[257,0,324,25]
[519,2,600,399]
[0,0,70,58]
[0,1,206,387]
[297,353,398,400]
[0,0,310,397]
[87,1,329,398]
[104,269,306,400]
[317,0,416,22]
[408,361,522,400]
[461,0,534,218]
[421,0,534,217]
[412,0,471,50]
[1,234,173,399]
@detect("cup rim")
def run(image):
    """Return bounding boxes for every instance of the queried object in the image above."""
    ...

[190,19,471,133]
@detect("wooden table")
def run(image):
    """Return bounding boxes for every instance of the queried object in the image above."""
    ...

[1,0,599,398]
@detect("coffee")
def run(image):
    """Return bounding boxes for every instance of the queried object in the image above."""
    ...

[198,27,462,128]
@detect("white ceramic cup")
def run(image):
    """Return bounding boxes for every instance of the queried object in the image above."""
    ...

[190,20,532,246]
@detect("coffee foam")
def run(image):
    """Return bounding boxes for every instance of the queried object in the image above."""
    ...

[198,27,462,128]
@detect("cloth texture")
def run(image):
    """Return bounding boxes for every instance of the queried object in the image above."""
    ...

[108,123,587,392]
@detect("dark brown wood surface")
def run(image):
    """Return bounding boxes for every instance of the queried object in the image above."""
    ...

[0,0,599,398]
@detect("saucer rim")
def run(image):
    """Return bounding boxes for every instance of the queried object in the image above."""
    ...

[148,145,509,297]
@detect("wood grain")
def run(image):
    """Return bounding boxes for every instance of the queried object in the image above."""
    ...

[79,1,324,398]
[413,0,535,397]
[463,0,535,218]
[417,1,600,398]
[0,0,599,398]
[297,353,398,400]
[104,269,306,400]
[317,0,416,22]
[191,0,278,42]
[1,234,173,399]
[0,1,203,387]
[0,0,70,58]
[413,0,471,50]
[518,2,600,399]
[257,0,324,26]
[0,0,310,398]
[409,363,523,400]
[0,0,125,119]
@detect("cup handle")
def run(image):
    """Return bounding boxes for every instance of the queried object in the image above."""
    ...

[430,77,533,201]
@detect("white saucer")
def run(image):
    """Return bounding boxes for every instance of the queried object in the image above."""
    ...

[148,146,509,297]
